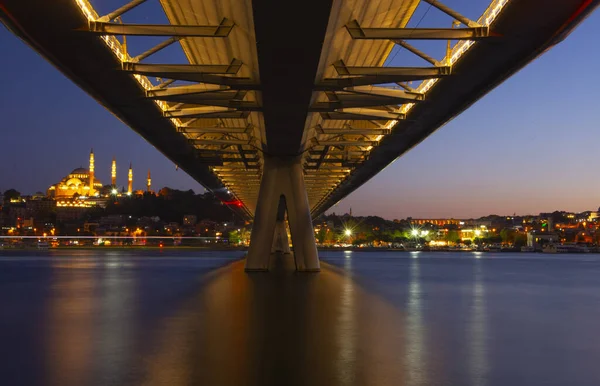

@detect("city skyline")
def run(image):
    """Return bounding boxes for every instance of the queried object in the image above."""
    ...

[1,3,600,218]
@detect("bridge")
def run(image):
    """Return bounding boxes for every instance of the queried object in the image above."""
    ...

[1,0,597,271]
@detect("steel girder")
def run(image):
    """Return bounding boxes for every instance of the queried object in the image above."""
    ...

[345,20,490,40]
[88,18,234,37]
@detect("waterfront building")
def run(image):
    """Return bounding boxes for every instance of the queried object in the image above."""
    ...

[409,218,461,226]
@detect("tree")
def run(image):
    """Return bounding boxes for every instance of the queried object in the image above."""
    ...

[445,230,460,244]
[3,189,20,202]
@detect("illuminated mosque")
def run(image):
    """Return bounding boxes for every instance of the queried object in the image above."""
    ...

[47,149,148,198]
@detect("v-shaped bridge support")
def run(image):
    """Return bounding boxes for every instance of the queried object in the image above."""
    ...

[245,156,320,272]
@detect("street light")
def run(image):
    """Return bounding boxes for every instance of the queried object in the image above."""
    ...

[411,229,419,236]
[344,229,352,237]
[111,189,118,195]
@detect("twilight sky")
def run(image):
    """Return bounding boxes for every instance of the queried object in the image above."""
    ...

[1,1,599,219]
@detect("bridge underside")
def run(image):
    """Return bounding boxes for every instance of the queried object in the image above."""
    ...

[1,0,598,271]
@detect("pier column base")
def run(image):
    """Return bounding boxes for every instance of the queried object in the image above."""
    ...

[272,220,291,254]
[245,156,320,272]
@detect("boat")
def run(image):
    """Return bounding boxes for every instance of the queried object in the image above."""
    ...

[543,243,589,253]
[37,241,50,250]
[487,244,502,252]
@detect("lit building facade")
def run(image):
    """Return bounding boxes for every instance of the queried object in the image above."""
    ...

[47,149,103,198]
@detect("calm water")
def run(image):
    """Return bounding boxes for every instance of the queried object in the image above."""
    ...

[1,249,600,386]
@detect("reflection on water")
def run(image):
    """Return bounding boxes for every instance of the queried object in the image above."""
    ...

[469,260,488,386]
[405,257,427,386]
[335,252,356,385]
[3,250,600,385]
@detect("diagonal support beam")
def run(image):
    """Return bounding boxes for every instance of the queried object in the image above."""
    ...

[132,37,180,62]
[345,20,489,40]
[88,18,234,37]
[393,40,440,66]
[314,145,330,170]
[238,145,251,170]
[97,0,147,22]
[421,0,481,28]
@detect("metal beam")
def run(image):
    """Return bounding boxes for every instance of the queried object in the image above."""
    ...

[318,128,390,135]
[123,66,257,88]
[98,0,147,22]
[196,157,259,164]
[344,86,424,101]
[333,60,451,77]
[169,100,260,111]
[198,149,258,155]
[316,140,377,146]
[393,40,440,66]
[150,90,248,104]
[304,174,347,178]
[310,90,422,111]
[238,145,251,170]
[88,18,234,37]
[132,37,180,62]
[314,145,330,170]
[345,20,489,40]
[165,108,250,119]
[147,83,225,98]
[320,110,405,121]
[193,138,250,146]
[316,72,448,89]
[123,60,242,75]
[179,126,250,134]
[421,0,481,28]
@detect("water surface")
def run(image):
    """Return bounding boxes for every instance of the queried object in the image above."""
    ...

[1,249,599,386]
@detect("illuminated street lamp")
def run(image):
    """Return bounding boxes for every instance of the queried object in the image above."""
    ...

[411,229,419,237]
[111,189,118,195]
[344,229,352,237]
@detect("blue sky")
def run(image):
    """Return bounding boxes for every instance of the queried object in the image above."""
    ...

[1,1,599,219]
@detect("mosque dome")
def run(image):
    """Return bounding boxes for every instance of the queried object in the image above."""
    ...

[70,168,88,175]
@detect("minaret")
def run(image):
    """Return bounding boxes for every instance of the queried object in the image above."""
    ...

[127,163,133,194]
[111,157,117,187]
[147,170,152,192]
[89,148,95,195]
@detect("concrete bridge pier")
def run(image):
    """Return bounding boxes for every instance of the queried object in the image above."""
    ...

[245,156,320,272]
